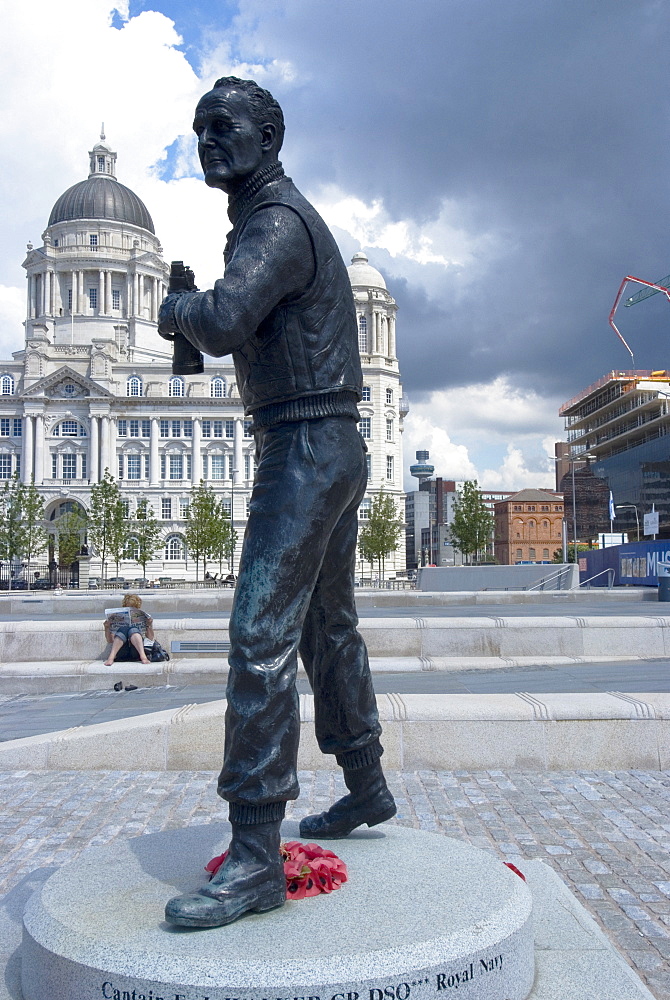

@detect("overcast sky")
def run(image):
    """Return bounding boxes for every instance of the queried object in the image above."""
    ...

[2,0,669,490]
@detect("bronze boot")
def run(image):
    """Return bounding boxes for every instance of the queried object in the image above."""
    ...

[164,820,285,928]
[299,760,396,839]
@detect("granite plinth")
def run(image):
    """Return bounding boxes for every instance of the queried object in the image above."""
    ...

[21,822,534,1000]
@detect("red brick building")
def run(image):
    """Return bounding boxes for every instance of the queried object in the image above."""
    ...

[494,488,564,565]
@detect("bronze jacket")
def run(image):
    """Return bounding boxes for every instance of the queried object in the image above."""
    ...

[173,172,362,428]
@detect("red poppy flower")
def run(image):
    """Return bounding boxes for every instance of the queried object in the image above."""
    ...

[205,841,348,900]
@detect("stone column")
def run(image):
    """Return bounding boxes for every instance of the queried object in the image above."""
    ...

[70,270,76,314]
[105,271,112,315]
[108,417,117,479]
[98,270,105,315]
[133,273,139,317]
[191,418,202,484]
[100,416,110,475]
[388,314,396,359]
[139,274,145,318]
[26,275,32,321]
[151,277,158,322]
[233,418,244,485]
[149,417,160,485]
[89,416,99,482]
[22,415,33,484]
[126,274,132,318]
[34,414,44,485]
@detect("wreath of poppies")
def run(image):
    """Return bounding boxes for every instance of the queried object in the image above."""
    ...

[205,841,348,900]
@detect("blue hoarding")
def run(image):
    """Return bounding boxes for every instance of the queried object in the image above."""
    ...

[579,541,670,587]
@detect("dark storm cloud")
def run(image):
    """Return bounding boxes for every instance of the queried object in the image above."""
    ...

[207,0,670,400]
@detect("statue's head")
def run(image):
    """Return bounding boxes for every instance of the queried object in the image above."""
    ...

[193,77,285,193]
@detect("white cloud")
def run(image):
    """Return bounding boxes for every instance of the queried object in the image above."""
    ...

[403,376,564,491]
[0,286,24,357]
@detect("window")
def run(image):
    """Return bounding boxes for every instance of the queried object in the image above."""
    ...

[171,420,181,437]
[225,420,234,438]
[169,455,183,480]
[1,375,14,395]
[244,453,253,480]
[118,454,124,479]
[362,386,371,402]
[68,289,72,310]
[179,499,190,518]
[63,382,77,396]
[516,548,522,560]
[141,420,151,438]
[168,377,184,397]
[528,520,535,529]
[386,456,394,481]
[201,420,211,438]
[0,455,12,478]
[359,497,371,520]
[529,548,536,560]
[513,505,522,511]
[117,420,127,437]
[12,419,21,437]
[385,388,393,404]
[0,419,8,436]
[543,549,550,560]
[127,376,142,397]
[89,234,98,247]
[126,537,139,561]
[244,420,253,437]
[212,421,223,438]
[52,454,57,478]
[358,316,367,352]
[127,455,141,480]
[211,377,226,397]
[542,520,549,529]
[183,420,193,438]
[97,156,105,172]
[210,455,225,480]
[541,505,549,512]
[386,419,393,441]
[527,505,536,511]
[144,455,150,479]
[165,535,185,560]
[359,417,371,439]
[161,498,172,519]
[112,289,120,310]
[554,505,562,511]
[88,288,97,309]
[160,420,169,438]
[129,420,140,437]
[221,498,232,517]
[366,454,371,479]
[62,455,77,480]
[121,499,130,518]
[57,420,84,437]
[81,454,87,479]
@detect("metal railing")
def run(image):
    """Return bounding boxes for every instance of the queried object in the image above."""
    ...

[571,568,615,590]
[526,566,573,591]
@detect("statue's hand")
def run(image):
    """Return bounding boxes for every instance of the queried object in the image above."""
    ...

[158,293,183,340]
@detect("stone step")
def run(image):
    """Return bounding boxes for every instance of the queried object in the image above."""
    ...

[1,692,668,772]
[3,615,669,663]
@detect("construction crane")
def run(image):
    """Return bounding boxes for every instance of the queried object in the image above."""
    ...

[608,275,670,366]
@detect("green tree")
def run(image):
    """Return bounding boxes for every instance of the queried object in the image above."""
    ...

[54,509,87,568]
[127,497,163,581]
[449,480,494,564]
[89,470,123,582]
[358,486,404,582]
[184,481,219,581]
[0,474,27,590]
[19,478,47,589]
[211,500,237,575]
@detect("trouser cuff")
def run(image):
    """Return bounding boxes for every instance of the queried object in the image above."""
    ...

[228,801,287,825]
[336,740,384,770]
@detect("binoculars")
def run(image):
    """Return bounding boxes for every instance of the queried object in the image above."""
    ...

[168,261,205,376]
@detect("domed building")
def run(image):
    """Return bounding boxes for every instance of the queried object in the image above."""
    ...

[0,136,406,585]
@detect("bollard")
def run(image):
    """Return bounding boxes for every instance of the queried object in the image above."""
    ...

[658,561,670,602]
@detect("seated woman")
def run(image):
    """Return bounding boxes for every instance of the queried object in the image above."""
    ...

[103,593,155,666]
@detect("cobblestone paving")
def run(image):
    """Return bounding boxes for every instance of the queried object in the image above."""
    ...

[1,768,669,997]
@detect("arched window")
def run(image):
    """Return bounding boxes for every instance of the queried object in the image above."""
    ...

[165,534,185,560]
[1,374,14,396]
[358,316,367,353]
[53,420,86,438]
[125,536,139,561]
[528,519,535,530]
[126,376,142,397]
[168,377,184,398]
[210,377,226,398]
[385,388,393,404]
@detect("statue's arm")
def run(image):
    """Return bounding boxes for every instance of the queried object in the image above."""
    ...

[165,206,314,356]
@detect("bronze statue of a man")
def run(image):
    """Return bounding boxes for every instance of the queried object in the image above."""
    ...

[158,77,396,929]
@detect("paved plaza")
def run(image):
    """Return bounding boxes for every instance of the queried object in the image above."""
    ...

[1,767,669,998]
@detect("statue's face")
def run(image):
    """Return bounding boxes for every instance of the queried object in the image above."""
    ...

[193,87,266,191]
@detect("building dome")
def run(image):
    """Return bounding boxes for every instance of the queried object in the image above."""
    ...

[347,251,386,290]
[48,176,155,233]
[47,131,155,234]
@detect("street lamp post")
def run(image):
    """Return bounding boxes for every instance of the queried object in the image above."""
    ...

[615,503,640,542]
